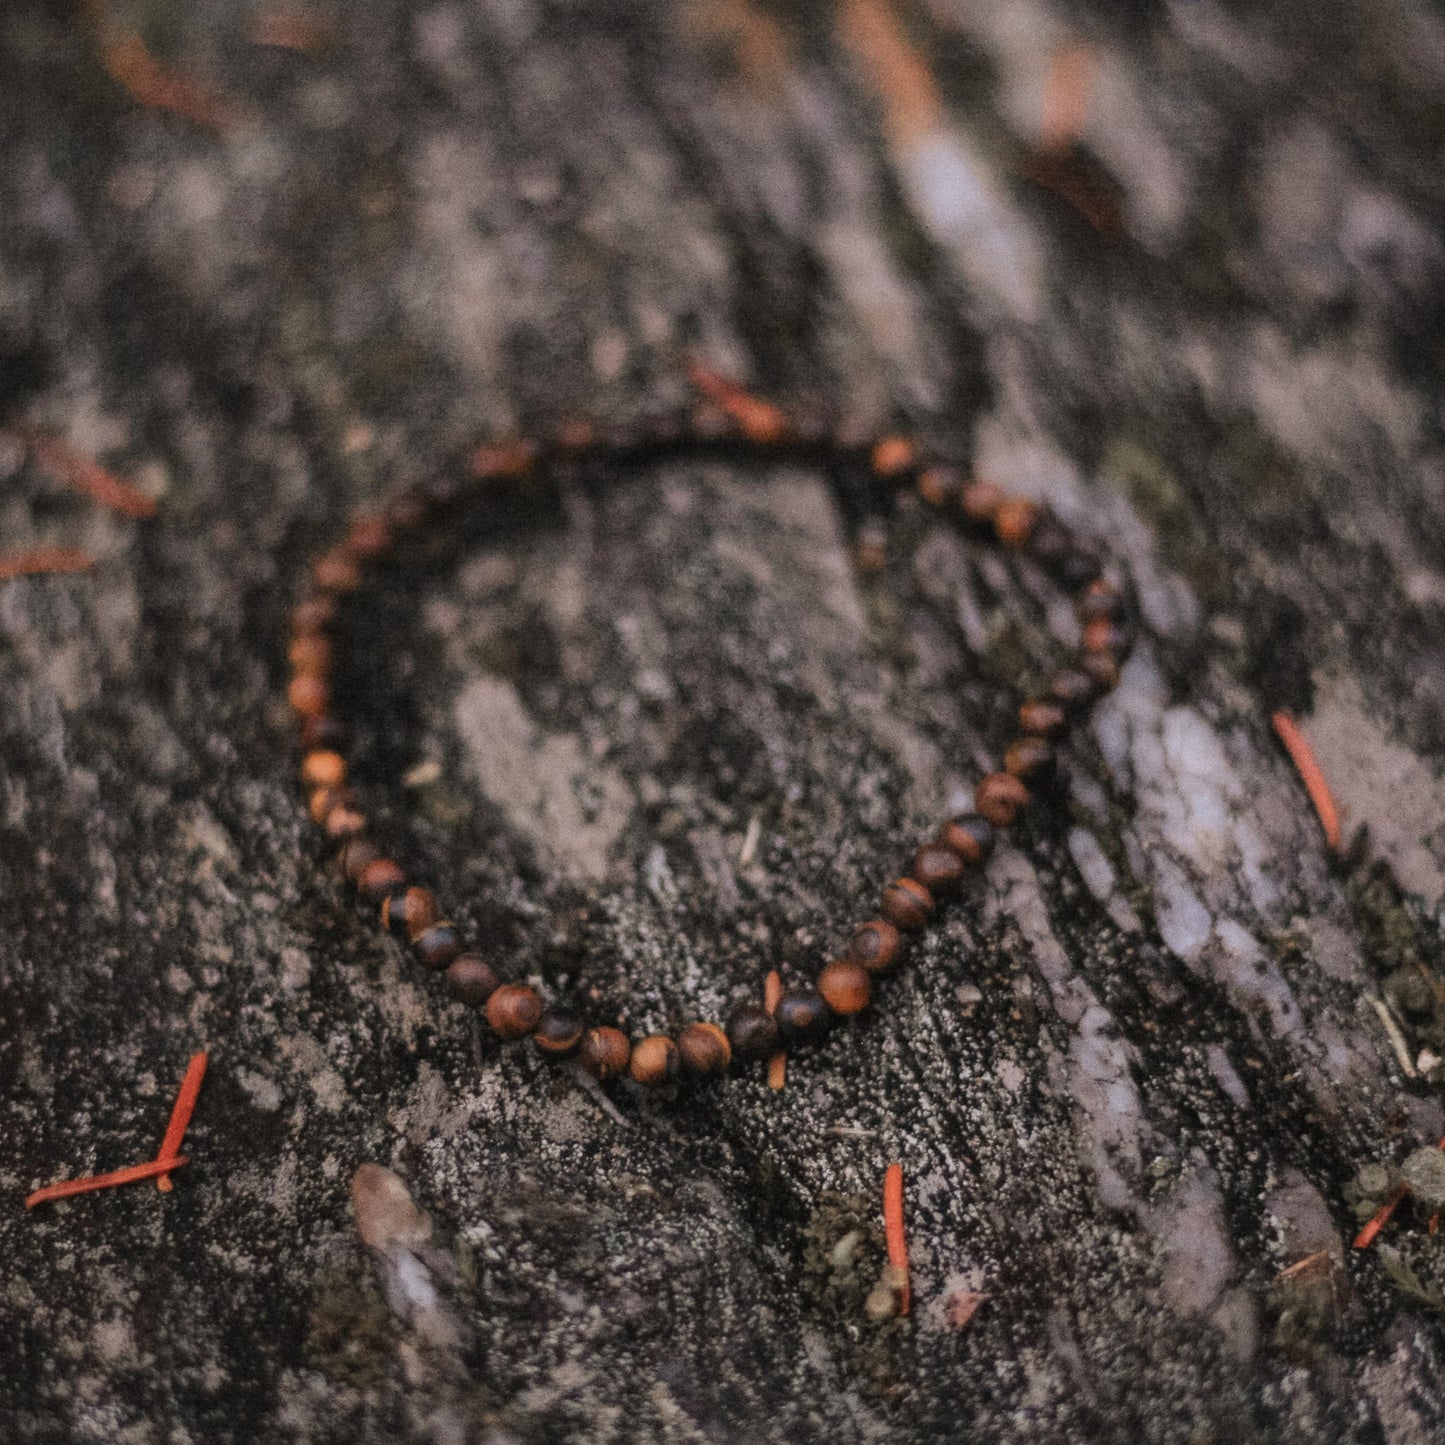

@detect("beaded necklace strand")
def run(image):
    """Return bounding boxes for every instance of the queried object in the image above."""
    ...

[284,366,1131,1089]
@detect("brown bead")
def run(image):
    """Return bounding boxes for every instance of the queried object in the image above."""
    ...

[579,1026,632,1080]
[1005,736,1056,782]
[290,597,337,635]
[382,885,438,941]
[1078,579,1124,623]
[323,801,367,841]
[556,418,598,453]
[678,1022,731,1078]
[1081,651,1121,693]
[301,749,347,789]
[339,837,380,881]
[309,783,354,824]
[344,514,392,561]
[726,1005,780,1060]
[289,633,332,676]
[414,922,463,971]
[995,499,1042,549]
[775,988,831,1041]
[630,1034,682,1086]
[486,983,543,1041]
[1082,619,1128,655]
[1019,698,1068,739]
[959,479,1007,524]
[357,858,405,902]
[288,674,329,718]
[912,843,966,897]
[917,464,963,509]
[1047,668,1098,711]
[871,435,918,478]
[300,714,346,751]
[880,877,935,931]
[818,960,872,1016]
[446,954,502,1007]
[937,812,995,865]
[976,772,1031,827]
[472,438,540,481]
[312,548,361,594]
[844,920,903,974]
[533,1010,584,1056]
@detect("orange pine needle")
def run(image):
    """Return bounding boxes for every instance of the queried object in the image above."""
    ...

[883,1161,911,1315]
[100,33,235,134]
[0,547,95,582]
[155,1051,208,1192]
[764,969,786,1090]
[1353,1182,1409,1250]
[1271,711,1342,851]
[1039,44,1095,154]
[686,359,790,445]
[26,1155,189,1209]
[24,432,156,519]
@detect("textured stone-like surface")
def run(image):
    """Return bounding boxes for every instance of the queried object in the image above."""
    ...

[4,1,1445,1441]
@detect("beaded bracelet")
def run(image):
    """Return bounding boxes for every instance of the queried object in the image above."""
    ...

[285,364,1130,1089]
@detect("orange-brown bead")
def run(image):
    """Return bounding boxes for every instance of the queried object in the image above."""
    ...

[818,960,872,1015]
[937,813,995,865]
[382,885,438,941]
[301,750,347,789]
[446,954,502,1007]
[579,1027,632,1080]
[976,772,1030,827]
[309,783,354,825]
[472,438,540,481]
[1082,619,1128,655]
[290,597,337,635]
[678,1022,731,1078]
[289,633,332,676]
[312,549,361,594]
[871,435,918,478]
[344,514,392,561]
[339,837,380,881]
[1019,698,1068,739]
[1004,737,1056,782]
[917,465,963,509]
[1081,651,1121,693]
[486,983,543,1041]
[357,858,405,902]
[288,674,330,718]
[959,480,1007,524]
[995,499,1042,548]
[880,877,935,931]
[1078,579,1124,623]
[844,920,903,974]
[323,800,367,840]
[630,1034,682,1086]
[912,843,966,897]
[533,1010,584,1056]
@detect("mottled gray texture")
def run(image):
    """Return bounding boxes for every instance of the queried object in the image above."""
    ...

[4,1,1445,1442]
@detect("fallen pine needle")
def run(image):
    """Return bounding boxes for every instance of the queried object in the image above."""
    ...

[1271,711,1341,851]
[1353,1182,1410,1250]
[155,1052,208,1192]
[1367,993,1419,1079]
[100,33,236,134]
[687,358,789,445]
[24,432,156,519]
[0,547,95,582]
[1039,43,1094,154]
[26,1155,189,1209]
[765,969,786,1090]
[883,1162,911,1315]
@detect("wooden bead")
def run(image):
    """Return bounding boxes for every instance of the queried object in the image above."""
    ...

[880,877,935,931]
[1082,651,1121,693]
[344,514,392,561]
[775,988,830,1041]
[844,920,903,974]
[533,1010,584,1056]
[1082,619,1128,655]
[976,772,1030,827]
[323,800,367,841]
[446,954,502,1007]
[1019,698,1068,739]
[357,858,405,903]
[579,1027,632,1080]
[290,597,337,635]
[289,633,332,676]
[486,983,543,1041]
[871,435,918,478]
[912,843,966,897]
[382,885,438,941]
[1047,668,1098,711]
[309,783,355,825]
[301,750,347,789]
[817,960,872,1015]
[1005,736,1056,782]
[725,1005,779,1060]
[1078,579,1124,622]
[339,837,380,881]
[630,1034,681,1086]
[937,812,995,865]
[300,714,347,751]
[678,1022,731,1078]
[413,922,463,971]
[917,465,962,509]
[312,549,361,594]
[288,674,329,718]
[959,479,1006,524]
[995,499,1042,549]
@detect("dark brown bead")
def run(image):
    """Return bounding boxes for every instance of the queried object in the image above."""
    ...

[289,633,332,676]
[312,548,361,594]
[775,988,830,1041]
[917,464,963,509]
[1005,737,1056,782]
[290,597,337,635]
[339,837,381,881]
[818,960,872,1015]
[486,983,543,1041]
[1048,668,1099,711]
[288,674,329,718]
[871,435,918,478]
[912,843,966,897]
[344,513,392,561]
[382,885,439,941]
[300,714,347,751]
[937,812,995,865]
[579,1026,632,1080]
[300,749,346,789]
[1019,698,1068,739]
[844,920,903,974]
[630,1034,682,1086]
[414,922,463,971]
[976,772,1031,827]
[995,499,1042,549]
[725,1005,780,1060]
[959,479,1007,525]
[880,877,935,931]
[678,1022,731,1078]
[533,1010,584,1056]
[1078,579,1124,623]
[358,858,405,903]
[446,954,502,1007]
[1082,619,1128,655]
[1081,650,1122,693]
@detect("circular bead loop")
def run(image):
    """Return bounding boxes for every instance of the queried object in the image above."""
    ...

[286,377,1131,1089]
